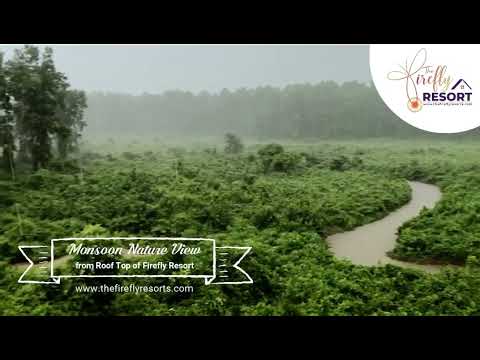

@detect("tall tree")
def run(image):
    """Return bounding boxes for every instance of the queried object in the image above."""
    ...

[0,52,15,174]
[6,45,71,170]
[55,89,87,159]
[6,45,40,164]
[224,133,244,154]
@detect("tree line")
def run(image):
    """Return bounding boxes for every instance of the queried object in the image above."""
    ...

[84,82,477,140]
[0,45,87,173]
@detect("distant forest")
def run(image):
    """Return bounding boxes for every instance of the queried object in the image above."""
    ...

[84,82,478,140]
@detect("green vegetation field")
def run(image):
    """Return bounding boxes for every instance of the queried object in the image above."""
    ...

[1,139,480,316]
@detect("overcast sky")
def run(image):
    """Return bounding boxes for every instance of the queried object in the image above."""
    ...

[0,45,371,95]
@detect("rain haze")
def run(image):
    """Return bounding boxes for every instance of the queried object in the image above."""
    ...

[0,45,371,94]
[1,44,410,142]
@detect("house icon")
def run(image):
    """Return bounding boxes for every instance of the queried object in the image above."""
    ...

[451,79,472,90]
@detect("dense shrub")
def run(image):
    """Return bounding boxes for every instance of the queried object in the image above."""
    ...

[2,142,480,315]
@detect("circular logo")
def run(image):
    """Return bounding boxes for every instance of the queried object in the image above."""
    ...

[369,45,480,133]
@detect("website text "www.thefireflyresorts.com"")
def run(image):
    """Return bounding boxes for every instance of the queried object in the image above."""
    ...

[74,283,194,294]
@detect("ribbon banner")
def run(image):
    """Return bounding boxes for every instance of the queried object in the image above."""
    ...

[18,238,253,286]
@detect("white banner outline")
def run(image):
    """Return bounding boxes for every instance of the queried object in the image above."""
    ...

[18,237,253,286]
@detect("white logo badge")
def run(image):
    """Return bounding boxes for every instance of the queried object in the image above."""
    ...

[369,44,479,133]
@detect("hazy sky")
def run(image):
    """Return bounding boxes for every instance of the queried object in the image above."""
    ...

[0,45,371,94]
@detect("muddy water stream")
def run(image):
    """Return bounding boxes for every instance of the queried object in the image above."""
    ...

[326,181,449,273]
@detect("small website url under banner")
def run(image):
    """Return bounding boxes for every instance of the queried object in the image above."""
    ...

[75,283,194,294]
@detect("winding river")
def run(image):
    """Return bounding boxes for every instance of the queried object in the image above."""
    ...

[16,181,451,274]
[326,181,448,273]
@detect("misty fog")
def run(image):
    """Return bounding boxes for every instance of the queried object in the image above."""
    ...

[0,45,474,141]
[0,45,371,94]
